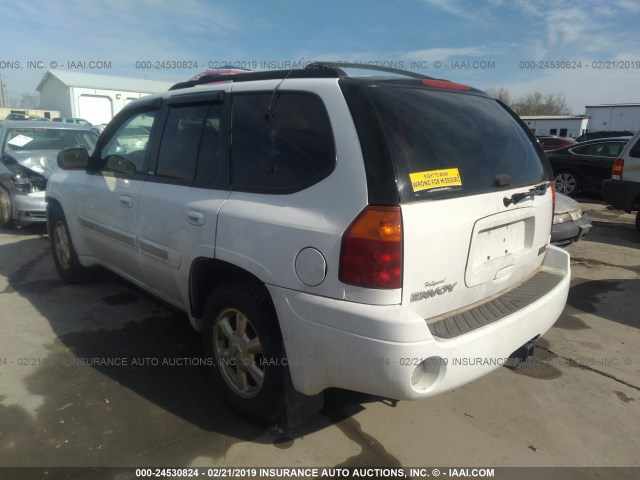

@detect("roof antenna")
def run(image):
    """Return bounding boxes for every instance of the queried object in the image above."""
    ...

[265,68,295,120]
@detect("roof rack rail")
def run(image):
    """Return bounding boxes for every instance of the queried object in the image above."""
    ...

[169,67,344,90]
[169,60,437,91]
[305,61,433,80]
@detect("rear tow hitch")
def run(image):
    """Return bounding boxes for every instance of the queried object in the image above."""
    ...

[506,339,537,370]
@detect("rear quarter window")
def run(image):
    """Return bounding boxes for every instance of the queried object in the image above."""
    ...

[628,137,640,159]
[230,92,336,193]
[367,87,547,202]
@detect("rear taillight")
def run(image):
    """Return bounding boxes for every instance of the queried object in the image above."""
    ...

[339,206,402,289]
[548,179,556,239]
[612,158,624,180]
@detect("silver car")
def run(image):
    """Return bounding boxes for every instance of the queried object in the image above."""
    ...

[551,193,592,246]
[0,121,98,228]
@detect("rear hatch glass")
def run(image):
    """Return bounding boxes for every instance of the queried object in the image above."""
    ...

[366,86,547,201]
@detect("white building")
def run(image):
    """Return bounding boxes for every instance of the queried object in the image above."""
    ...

[520,115,589,138]
[585,104,640,133]
[37,70,173,125]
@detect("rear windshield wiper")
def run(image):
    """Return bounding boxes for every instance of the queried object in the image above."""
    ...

[503,182,550,207]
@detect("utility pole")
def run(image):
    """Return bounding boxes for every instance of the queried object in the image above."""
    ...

[0,74,6,108]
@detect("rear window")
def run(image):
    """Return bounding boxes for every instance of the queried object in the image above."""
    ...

[366,87,546,202]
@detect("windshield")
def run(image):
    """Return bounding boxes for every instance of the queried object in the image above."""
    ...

[2,127,98,153]
[367,87,547,202]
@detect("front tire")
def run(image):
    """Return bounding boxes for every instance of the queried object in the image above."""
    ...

[48,204,90,283]
[202,282,284,423]
[554,171,581,197]
[636,210,640,234]
[0,187,14,229]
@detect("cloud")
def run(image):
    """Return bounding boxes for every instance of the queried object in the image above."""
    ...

[402,47,493,62]
[421,0,476,19]
[616,0,640,12]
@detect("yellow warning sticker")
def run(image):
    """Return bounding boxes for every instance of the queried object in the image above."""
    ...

[409,168,462,192]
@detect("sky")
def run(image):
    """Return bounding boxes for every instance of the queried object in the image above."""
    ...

[0,0,638,114]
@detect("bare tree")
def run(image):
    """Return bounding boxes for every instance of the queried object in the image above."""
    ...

[485,86,512,106]
[8,93,40,109]
[20,93,41,109]
[485,87,572,116]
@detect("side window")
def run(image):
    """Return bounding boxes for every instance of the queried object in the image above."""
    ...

[156,104,206,181]
[575,142,622,157]
[606,142,623,157]
[629,138,640,159]
[231,92,335,193]
[155,102,224,184]
[196,105,224,185]
[573,143,608,156]
[101,109,156,174]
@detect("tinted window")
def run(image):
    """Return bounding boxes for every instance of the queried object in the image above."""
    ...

[629,138,640,159]
[101,109,157,174]
[572,142,623,157]
[155,103,224,184]
[156,104,207,181]
[196,105,224,185]
[367,87,546,201]
[231,92,335,193]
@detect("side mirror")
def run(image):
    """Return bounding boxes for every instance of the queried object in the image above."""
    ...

[57,147,89,169]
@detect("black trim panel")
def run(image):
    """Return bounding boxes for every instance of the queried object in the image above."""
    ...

[78,217,136,249]
[338,80,399,205]
[428,269,563,339]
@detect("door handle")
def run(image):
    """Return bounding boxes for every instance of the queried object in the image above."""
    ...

[120,195,133,208]
[187,210,205,226]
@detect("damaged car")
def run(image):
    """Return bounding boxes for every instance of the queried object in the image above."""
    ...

[0,121,97,228]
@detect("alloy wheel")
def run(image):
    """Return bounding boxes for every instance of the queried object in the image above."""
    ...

[555,173,577,195]
[53,221,72,270]
[213,308,265,398]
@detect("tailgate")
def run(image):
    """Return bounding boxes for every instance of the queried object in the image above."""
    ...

[401,187,553,319]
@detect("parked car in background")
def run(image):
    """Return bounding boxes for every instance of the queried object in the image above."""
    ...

[547,137,631,196]
[575,130,634,142]
[537,135,577,151]
[46,63,570,425]
[90,124,108,137]
[551,193,592,246]
[602,130,640,233]
[52,117,92,126]
[4,113,49,121]
[0,121,97,228]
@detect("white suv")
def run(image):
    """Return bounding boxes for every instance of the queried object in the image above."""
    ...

[46,63,570,424]
[603,130,640,233]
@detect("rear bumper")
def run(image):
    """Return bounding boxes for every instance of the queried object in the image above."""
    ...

[602,179,640,213]
[14,191,47,225]
[270,246,570,399]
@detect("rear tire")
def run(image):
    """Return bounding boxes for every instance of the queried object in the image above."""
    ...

[0,187,14,229]
[636,210,640,234]
[49,204,90,283]
[202,281,284,423]
[554,171,581,197]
